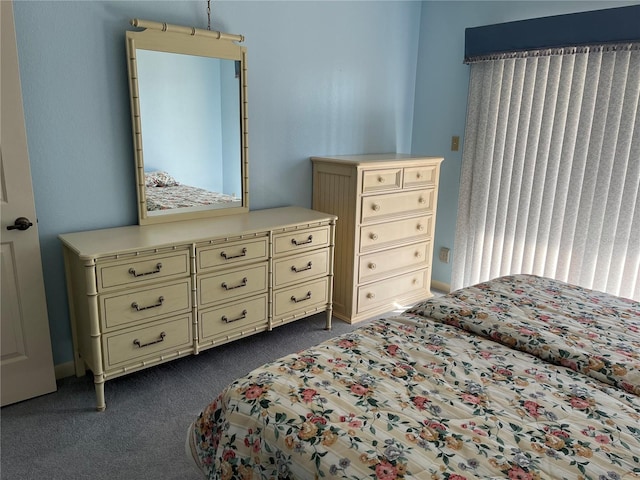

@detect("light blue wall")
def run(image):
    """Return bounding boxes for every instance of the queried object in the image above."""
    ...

[13,1,421,366]
[412,0,639,288]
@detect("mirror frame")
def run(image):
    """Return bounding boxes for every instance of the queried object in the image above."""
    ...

[126,19,249,225]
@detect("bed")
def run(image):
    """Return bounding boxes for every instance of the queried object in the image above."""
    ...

[144,171,240,211]
[187,274,640,479]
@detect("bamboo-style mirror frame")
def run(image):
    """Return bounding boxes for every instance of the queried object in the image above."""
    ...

[126,19,249,225]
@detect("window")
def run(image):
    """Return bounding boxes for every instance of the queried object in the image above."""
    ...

[453,44,639,300]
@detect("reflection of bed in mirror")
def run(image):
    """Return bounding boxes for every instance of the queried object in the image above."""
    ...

[144,171,240,212]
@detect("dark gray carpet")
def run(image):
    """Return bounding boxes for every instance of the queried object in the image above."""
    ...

[0,313,379,480]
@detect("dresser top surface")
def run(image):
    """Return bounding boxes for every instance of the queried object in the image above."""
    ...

[59,206,336,259]
[311,153,443,167]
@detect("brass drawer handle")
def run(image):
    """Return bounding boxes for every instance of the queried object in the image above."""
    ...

[291,291,312,303]
[418,197,426,204]
[291,235,313,246]
[417,224,424,231]
[372,204,381,211]
[222,309,248,324]
[133,331,166,348]
[369,233,378,241]
[222,277,248,291]
[131,296,164,311]
[291,261,312,273]
[128,263,162,277]
[220,248,247,260]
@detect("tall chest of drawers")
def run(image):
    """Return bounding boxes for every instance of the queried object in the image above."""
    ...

[311,154,442,323]
[60,207,335,410]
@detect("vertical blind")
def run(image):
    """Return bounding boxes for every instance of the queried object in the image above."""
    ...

[452,45,640,300]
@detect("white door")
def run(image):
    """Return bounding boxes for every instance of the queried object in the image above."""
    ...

[1,0,57,406]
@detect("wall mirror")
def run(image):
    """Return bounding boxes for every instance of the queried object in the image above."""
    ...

[126,19,249,225]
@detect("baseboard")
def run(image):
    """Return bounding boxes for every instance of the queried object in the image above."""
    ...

[431,280,451,294]
[55,361,75,380]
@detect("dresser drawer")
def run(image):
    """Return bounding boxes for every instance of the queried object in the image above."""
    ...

[102,314,192,370]
[273,226,330,256]
[403,165,438,189]
[361,189,435,223]
[273,277,329,318]
[198,263,268,307]
[357,269,429,314]
[97,250,189,292]
[360,215,432,252]
[361,168,402,193]
[358,241,430,284]
[273,249,330,288]
[100,280,191,331]
[199,294,268,343]
[197,237,268,272]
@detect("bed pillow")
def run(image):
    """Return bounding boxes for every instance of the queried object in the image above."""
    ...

[145,171,179,187]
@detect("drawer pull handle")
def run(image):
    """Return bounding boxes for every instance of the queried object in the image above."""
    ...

[366,292,376,300]
[377,176,385,183]
[291,235,313,246]
[222,309,248,324]
[372,204,381,211]
[291,261,312,273]
[220,248,247,260]
[128,263,162,277]
[222,277,248,290]
[418,197,426,204]
[131,296,164,311]
[417,224,424,231]
[416,172,422,179]
[370,233,378,241]
[415,251,422,258]
[368,263,376,270]
[133,331,166,348]
[291,291,312,303]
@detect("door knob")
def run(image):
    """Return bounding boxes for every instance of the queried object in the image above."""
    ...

[6,217,33,231]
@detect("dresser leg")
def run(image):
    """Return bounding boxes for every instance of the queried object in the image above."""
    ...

[94,375,106,411]
[325,307,332,330]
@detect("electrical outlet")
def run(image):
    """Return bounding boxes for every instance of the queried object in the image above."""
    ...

[439,247,450,264]
[451,136,460,152]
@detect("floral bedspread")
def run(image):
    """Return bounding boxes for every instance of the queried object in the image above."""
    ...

[145,184,240,211]
[407,275,640,395]
[189,275,640,480]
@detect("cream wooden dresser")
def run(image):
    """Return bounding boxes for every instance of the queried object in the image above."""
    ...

[59,206,335,410]
[311,154,442,323]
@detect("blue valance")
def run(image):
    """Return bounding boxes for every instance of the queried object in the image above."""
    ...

[464,5,640,63]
